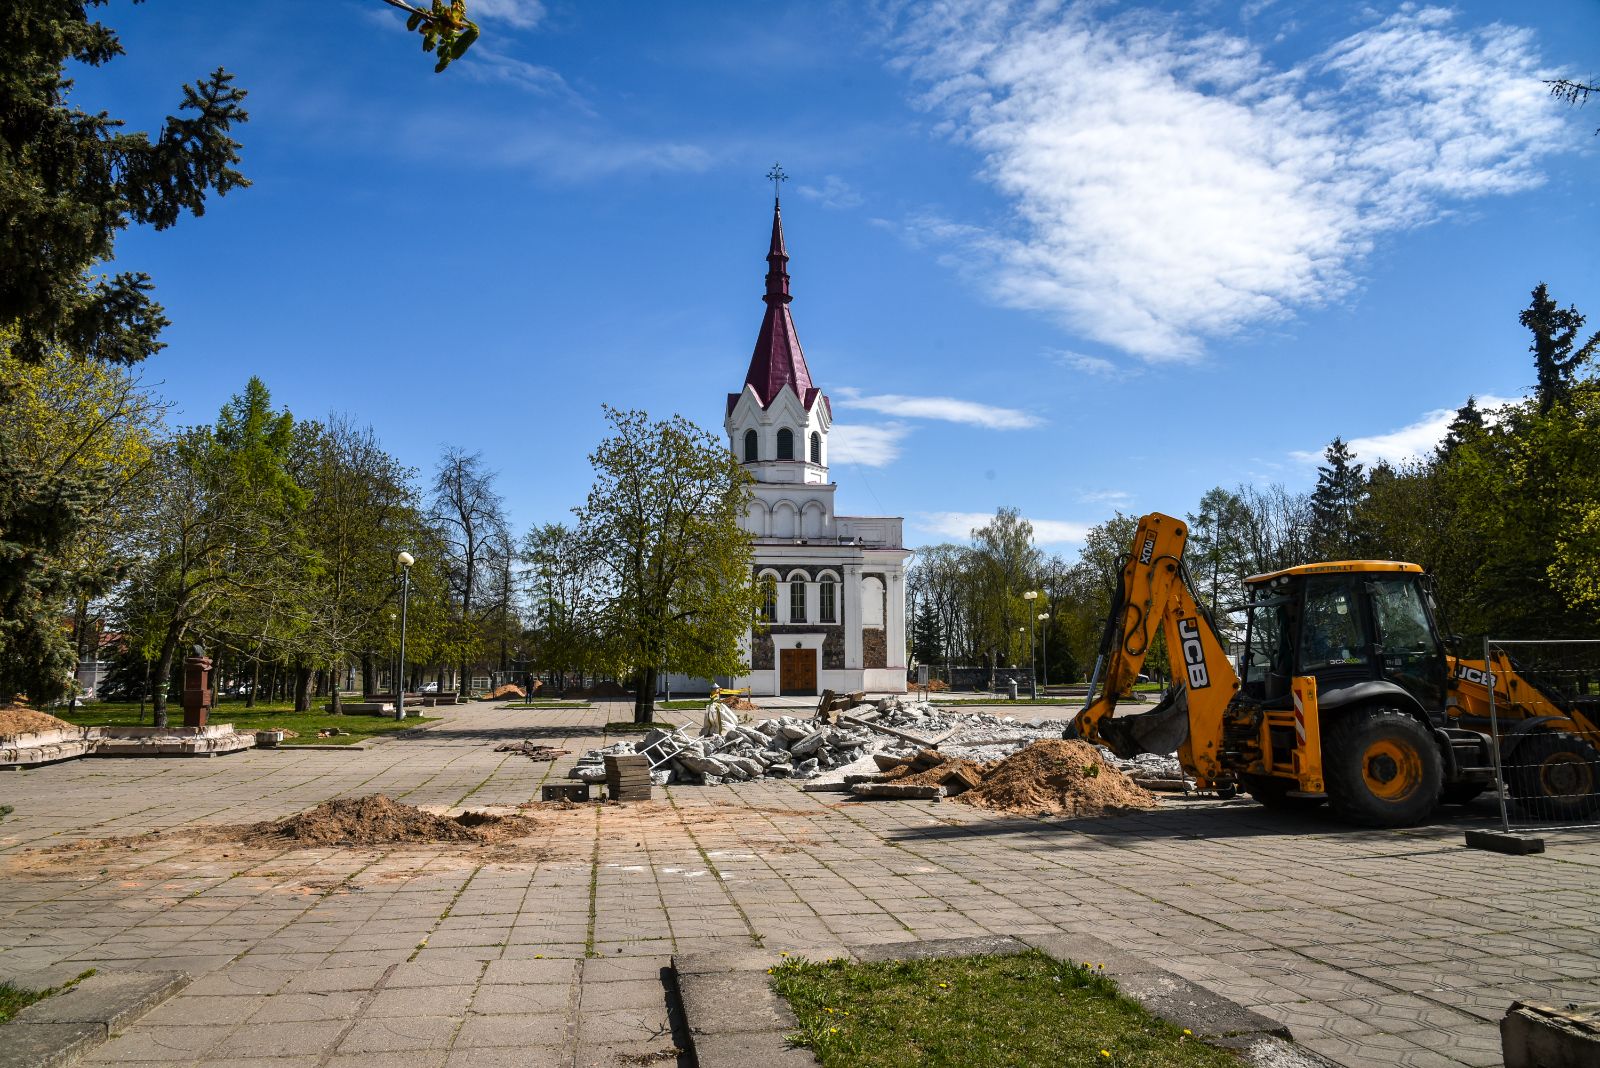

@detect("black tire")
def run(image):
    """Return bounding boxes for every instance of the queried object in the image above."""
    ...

[1440,784,1486,806]
[1507,733,1600,821]
[1243,774,1326,811]
[1322,707,1442,827]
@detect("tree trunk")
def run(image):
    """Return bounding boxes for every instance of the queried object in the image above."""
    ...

[293,663,312,712]
[634,667,657,724]
[330,663,342,715]
[246,658,259,707]
[152,620,184,727]
[361,654,374,698]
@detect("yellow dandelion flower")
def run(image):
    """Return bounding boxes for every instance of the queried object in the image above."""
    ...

[1100,1051,1110,1058]
[1183,1029,1192,1036]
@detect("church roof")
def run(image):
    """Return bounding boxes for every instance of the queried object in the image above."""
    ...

[729,198,828,417]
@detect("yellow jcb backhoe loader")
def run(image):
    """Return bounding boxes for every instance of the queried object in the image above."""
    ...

[1067,512,1600,827]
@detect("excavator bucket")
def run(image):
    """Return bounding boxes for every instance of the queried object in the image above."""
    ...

[1097,687,1191,759]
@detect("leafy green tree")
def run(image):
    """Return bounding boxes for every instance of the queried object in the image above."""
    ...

[523,523,605,691]
[576,407,762,723]
[968,507,1042,681]
[1521,283,1599,414]
[429,448,508,695]
[1186,487,1252,617]
[127,379,304,724]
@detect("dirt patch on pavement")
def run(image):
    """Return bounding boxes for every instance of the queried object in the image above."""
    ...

[0,706,78,738]
[956,739,1157,817]
[238,795,537,846]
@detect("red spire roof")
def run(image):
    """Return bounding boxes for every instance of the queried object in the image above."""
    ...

[730,198,825,414]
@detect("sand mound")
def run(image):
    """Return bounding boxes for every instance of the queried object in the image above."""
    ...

[239,794,537,846]
[0,706,78,739]
[896,756,988,790]
[957,739,1157,817]
[486,684,526,700]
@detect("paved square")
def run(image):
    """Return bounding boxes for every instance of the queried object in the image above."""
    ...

[3,699,1598,1067]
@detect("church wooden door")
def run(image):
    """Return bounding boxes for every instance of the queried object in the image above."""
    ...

[779,649,817,696]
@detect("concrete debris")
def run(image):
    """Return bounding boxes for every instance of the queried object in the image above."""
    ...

[564,696,1190,791]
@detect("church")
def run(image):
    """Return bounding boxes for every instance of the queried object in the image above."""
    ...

[722,194,910,697]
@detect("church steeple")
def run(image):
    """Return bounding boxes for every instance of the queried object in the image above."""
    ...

[736,184,824,414]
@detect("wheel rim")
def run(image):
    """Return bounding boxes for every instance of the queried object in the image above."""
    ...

[1362,738,1422,802]
[1538,753,1594,799]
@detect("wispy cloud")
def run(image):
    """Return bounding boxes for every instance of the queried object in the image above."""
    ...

[916,510,1091,545]
[887,4,1572,360]
[834,387,1041,429]
[472,0,547,29]
[1291,394,1518,466]
[1053,351,1135,379]
[1078,489,1131,506]
[830,422,910,467]
[796,174,864,209]
[459,49,590,111]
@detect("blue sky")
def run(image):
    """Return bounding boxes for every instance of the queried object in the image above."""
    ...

[93,0,1598,554]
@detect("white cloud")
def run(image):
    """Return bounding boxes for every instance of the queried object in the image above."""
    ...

[834,386,1041,429]
[1078,489,1131,505]
[471,0,546,29]
[1053,351,1133,378]
[460,49,588,109]
[796,174,864,209]
[1291,394,1518,466]
[829,422,910,467]
[916,511,1092,545]
[888,4,1571,360]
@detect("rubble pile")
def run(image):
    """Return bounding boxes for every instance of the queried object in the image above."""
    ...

[563,696,1190,793]
[568,717,879,786]
[494,741,569,761]
[958,739,1159,816]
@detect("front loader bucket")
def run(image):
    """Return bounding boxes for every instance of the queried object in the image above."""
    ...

[1097,687,1190,758]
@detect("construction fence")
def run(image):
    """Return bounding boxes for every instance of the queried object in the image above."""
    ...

[1480,638,1600,832]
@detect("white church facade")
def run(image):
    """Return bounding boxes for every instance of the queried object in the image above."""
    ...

[722,197,909,697]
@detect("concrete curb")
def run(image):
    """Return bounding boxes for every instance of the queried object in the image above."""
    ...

[675,933,1336,1068]
[0,971,190,1068]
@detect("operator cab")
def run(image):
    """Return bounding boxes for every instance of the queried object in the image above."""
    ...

[1241,562,1448,719]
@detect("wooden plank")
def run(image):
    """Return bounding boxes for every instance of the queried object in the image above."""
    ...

[840,714,936,748]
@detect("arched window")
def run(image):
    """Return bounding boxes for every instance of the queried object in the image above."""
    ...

[809,432,821,465]
[818,572,838,623]
[743,429,758,463]
[788,572,808,623]
[759,574,778,622]
[776,428,794,461]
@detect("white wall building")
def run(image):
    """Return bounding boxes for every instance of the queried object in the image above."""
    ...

[721,198,910,697]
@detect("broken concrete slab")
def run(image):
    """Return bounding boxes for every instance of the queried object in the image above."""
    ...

[1502,1001,1600,1068]
[0,1020,103,1068]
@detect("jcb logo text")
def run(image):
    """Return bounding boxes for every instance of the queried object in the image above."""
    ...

[1179,618,1210,689]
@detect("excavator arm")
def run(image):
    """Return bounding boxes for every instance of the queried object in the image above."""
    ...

[1070,513,1242,784]
[1069,512,1325,794]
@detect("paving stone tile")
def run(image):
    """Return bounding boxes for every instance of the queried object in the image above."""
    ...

[453,1012,569,1048]
[208,1019,350,1059]
[336,1016,461,1055]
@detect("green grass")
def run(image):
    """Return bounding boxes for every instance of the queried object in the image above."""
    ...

[0,969,95,1026]
[656,699,715,710]
[51,702,438,746]
[603,721,682,733]
[771,952,1240,1068]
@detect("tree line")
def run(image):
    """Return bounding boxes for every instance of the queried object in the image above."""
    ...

[910,283,1600,684]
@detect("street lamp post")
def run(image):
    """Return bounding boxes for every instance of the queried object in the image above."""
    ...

[1037,612,1051,691]
[1022,590,1039,699]
[396,551,414,718]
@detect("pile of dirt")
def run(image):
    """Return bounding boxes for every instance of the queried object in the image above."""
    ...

[725,696,759,712]
[238,794,538,846]
[486,684,526,701]
[0,705,78,739]
[956,739,1157,817]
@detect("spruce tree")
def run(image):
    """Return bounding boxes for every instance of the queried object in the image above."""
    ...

[1521,283,1599,414]
[1309,438,1367,560]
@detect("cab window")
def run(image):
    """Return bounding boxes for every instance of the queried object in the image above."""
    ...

[1297,576,1369,671]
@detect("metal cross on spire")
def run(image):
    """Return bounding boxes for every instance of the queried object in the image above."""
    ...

[766,162,787,202]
